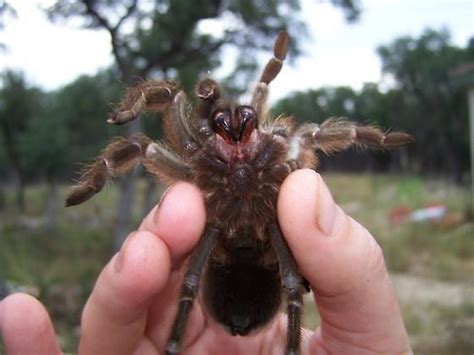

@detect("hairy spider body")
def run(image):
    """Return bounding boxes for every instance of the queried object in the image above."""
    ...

[195,131,288,231]
[195,129,290,336]
[66,32,413,355]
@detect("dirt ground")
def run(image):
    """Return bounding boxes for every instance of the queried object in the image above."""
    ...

[392,273,474,354]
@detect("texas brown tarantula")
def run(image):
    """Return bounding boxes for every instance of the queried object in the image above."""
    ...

[66,32,413,355]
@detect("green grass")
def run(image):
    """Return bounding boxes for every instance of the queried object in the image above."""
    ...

[0,179,165,350]
[324,173,474,281]
[0,174,473,352]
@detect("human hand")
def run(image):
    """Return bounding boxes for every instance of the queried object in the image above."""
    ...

[0,169,411,354]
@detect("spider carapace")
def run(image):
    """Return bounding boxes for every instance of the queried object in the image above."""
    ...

[66,31,413,355]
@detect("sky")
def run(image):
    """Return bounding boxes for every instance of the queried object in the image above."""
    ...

[0,0,473,100]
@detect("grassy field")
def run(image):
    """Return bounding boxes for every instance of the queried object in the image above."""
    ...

[0,174,473,353]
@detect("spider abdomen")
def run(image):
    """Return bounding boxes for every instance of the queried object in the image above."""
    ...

[203,260,282,336]
[202,238,282,336]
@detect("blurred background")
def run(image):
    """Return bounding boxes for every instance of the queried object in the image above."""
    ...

[0,0,473,353]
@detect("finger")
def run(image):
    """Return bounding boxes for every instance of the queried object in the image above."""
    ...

[0,293,61,355]
[278,169,411,353]
[278,169,376,293]
[80,231,169,355]
[139,182,206,268]
[80,182,206,355]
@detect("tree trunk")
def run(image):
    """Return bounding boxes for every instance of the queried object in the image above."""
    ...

[45,176,58,230]
[399,148,409,173]
[113,119,140,251]
[0,184,5,211]
[14,170,26,213]
[0,275,8,299]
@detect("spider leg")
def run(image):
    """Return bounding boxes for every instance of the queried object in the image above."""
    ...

[65,134,191,207]
[189,78,221,141]
[106,81,200,155]
[143,141,192,184]
[166,225,221,355]
[107,80,180,125]
[269,223,306,355]
[251,31,289,123]
[294,118,414,156]
[168,91,200,155]
[195,78,221,118]
[268,160,300,182]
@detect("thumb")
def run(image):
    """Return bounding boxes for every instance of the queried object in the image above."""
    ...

[278,169,380,294]
[278,169,411,353]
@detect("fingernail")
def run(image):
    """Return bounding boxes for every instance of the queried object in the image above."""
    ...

[114,231,137,272]
[315,174,339,237]
[153,185,173,224]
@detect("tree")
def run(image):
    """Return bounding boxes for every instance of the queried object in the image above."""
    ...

[46,71,123,227]
[49,71,123,166]
[0,0,16,51]
[6,71,121,227]
[0,71,42,211]
[0,132,7,210]
[378,28,474,181]
[272,86,392,171]
[18,90,67,229]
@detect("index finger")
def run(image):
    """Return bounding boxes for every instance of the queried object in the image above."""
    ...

[79,182,206,355]
[139,182,207,268]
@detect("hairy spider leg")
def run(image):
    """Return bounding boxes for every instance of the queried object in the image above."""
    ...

[66,81,210,206]
[194,78,221,118]
[168,91,201,155]
[251,31,289,123]
[65,134,151,207]
[107,80,180,125]
[269,223,306,355]
[106,80,201,155]
[65,134,191,206]
[291,118,415,156]
[166,225,221,355]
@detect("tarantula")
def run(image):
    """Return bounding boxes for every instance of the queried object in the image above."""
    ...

[66,32,413,355]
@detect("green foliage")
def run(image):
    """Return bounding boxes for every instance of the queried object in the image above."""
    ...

[0,70,123,182]
[0,0,16,32]
[0,72,34,167]
[272,86,357,124]
[377,28,473,178]
[48,71,123,167]
[328,0,360,22]
[18,91,69,177]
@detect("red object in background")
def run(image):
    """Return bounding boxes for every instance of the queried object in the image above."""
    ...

[389,203,448,225]
[389,205,412,224]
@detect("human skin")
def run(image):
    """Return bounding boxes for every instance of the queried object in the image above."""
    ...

[0,169,412,354]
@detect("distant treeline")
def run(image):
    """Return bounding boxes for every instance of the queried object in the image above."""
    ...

[1,28,473,211]
[274,29,474,182]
